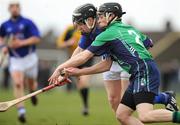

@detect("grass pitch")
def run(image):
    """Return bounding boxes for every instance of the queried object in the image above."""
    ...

[0,87,179,125]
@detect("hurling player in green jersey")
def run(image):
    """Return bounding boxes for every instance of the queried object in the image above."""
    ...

[49,2,180,124]
[71,3,177,115]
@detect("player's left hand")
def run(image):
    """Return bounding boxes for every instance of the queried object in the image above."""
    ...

[8,39,24,49]
[48,69,61,85]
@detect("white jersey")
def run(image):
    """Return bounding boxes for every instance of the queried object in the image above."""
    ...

[103,61,131,80]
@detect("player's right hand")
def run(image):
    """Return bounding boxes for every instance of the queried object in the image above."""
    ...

[8,39,24,49]
[2,46,8,55]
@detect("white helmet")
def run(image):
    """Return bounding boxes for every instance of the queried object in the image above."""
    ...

[8,0,20,6]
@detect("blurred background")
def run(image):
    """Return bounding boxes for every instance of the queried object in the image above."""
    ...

[1,0,180,90]
[0,0,180,125]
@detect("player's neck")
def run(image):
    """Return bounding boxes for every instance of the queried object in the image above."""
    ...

[11,15,21,21]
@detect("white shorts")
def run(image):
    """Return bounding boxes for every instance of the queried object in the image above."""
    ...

[9,53,38,79]
[103,61,131,80]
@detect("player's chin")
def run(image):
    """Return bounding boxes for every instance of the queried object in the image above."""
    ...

[97,24,106,29]
[81,31,89,35]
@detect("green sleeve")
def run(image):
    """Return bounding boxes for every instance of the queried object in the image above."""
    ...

[91,28,119,46]
[134,28,147,41]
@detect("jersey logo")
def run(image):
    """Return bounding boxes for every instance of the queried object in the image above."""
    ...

[6,27,12,33]
[140,78,146,86]
[89,8,94,12]
[19,24,25,30]
[130,46,136,54]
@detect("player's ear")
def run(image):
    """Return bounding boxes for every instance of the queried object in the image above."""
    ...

[109,13,115,20]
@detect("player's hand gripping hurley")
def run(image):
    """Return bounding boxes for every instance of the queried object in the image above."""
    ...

[0,34,13,67]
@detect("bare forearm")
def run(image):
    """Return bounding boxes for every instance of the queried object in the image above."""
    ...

[58,38,76,49]
[60,41,72,48]
[77,60,112,75]
[71,47,84,57]
[21,37,40,46]
[57,50,93,71]
[48,50,94,84]
[65,38,76,47]
[0,37,4,45]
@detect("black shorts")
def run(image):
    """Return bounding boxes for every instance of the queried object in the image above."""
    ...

[78,58,94,68]
[121,91,156,110]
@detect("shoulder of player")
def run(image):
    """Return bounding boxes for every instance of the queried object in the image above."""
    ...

[66,25,74,31]
[0,19,11,27]
[79,35,89,47]
[94,26,118,42]
[21,16,36,26]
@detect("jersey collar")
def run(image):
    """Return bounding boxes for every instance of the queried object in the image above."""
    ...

[107,20,122,28]
[10,15,23,23]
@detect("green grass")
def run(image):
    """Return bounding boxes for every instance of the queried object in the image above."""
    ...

[0,87,179,125]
